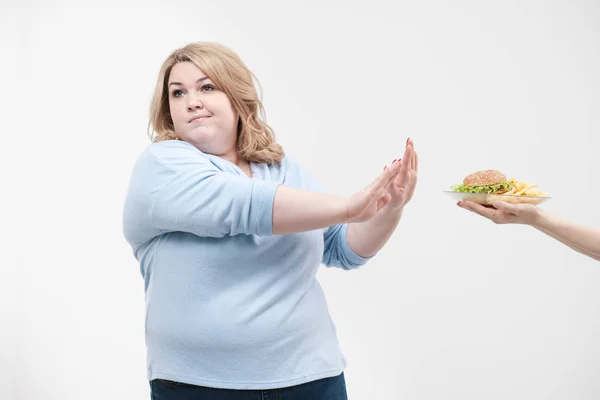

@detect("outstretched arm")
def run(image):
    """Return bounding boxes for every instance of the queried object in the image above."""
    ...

[124,140,402,246]
[530,209,600,262]
[458,200,600,262]
[272,159,400,234]
[346,138,418,257]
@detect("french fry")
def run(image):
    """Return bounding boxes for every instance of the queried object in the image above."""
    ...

[515,183,538,195]
[507,178,547,197]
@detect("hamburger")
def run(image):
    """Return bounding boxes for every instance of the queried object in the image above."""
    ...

[451,169,513,194]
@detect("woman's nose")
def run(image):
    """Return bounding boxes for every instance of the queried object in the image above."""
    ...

[186,93,204,110]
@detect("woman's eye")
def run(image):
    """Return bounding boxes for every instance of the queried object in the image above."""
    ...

[202,85,215,92]
[172,89,184,97]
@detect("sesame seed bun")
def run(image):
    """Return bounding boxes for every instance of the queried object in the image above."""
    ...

[463,170,507,186]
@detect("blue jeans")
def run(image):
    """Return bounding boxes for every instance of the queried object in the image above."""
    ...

[149,373,347,400]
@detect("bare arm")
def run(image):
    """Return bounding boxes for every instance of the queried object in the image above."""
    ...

[272,161,402,235]
[346,205,404,257]
[272,186,347,234]
[346,138,418,257]
[530,211,600,262]
[458,200,600,262]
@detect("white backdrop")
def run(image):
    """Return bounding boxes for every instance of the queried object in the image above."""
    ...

[4,0,600,399]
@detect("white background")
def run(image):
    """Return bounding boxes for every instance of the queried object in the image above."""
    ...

[4,0,600,399]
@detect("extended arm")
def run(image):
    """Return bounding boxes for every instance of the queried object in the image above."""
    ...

[531,211,600,262]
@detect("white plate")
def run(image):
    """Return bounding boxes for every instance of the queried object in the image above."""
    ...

[444,191,551,206]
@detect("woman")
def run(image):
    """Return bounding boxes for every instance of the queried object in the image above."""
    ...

[122,42,419,399]
[458,200,600,262]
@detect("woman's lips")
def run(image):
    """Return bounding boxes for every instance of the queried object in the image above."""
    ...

[189,115,209,123]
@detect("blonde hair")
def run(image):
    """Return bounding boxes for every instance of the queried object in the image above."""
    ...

[148,42,284,164]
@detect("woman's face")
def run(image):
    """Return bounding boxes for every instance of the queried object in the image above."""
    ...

[167,62,238,156]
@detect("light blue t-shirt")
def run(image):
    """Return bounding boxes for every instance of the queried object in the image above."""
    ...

[122,139,372,390]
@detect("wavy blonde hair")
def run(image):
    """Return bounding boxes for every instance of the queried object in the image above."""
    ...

[148,42,284,164]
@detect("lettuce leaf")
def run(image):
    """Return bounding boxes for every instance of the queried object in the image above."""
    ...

[451,180,513,194]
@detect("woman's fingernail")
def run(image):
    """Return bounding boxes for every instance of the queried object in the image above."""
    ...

[406,137,411,145]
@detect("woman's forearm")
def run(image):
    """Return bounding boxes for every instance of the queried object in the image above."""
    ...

[272,185,347,235]
[531,211,600,262]
[346,205,404,258]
